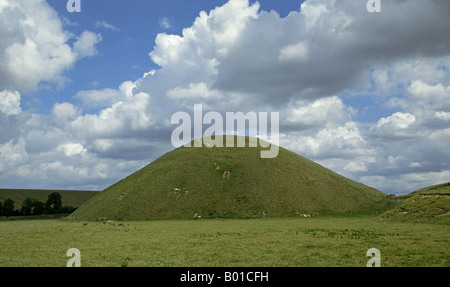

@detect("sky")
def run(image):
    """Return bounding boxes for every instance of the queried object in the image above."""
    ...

[1,0,450,195]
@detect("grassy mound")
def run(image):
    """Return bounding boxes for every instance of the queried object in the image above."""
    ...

[381,182,450,224]
[70,136,390,220]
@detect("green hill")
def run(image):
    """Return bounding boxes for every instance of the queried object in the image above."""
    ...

[381,182,450,224]
[0,189,98,209]
[70,136,391,220]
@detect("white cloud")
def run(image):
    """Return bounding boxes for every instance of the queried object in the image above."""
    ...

[52,102,80,120]
[408,80,450,110]
[0,138,28,172]
[149,0,259,69]
[283,96,352,129]
[300,1,328,29]
[95,20,120,31]
[74,88,122,109]
[371,112,417,139]
[282,121,372,161]
[0,0,102,91]
[158,17,171,29]
[61,17,79,27]
[57,143,86,157]
[73,31,103,58]
[70,91,153,138]
[278,41,309,62]
[166,82,225,110]
[0,90,21,116]
[435,111,450,121]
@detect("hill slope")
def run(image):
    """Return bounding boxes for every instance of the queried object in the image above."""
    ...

[70,136,390,220]
[381,182,450,224]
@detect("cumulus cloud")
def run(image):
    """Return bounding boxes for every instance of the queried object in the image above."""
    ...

[370,112,417,140]
[282,96,354,130]
[73,31,103,58]
[57,142,87,157]
[285,122,371,160]
[408,80,450,110]
[52,102,81,120]
[214,0,450,104]
[0,89,165,189]
[0,0,102,92]
[0,90,21,116]
[70,92,153,139]
[136,0,450,115]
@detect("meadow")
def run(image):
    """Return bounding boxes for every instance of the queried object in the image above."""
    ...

[0,215,448,267]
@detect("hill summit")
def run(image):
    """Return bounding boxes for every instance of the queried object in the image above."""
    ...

[70,136,389,220]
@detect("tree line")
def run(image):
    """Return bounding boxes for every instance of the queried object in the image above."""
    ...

[0,192,76,217]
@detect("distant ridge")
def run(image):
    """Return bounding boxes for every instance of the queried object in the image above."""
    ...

[0,189,98,209]
[70,136,390,220]
[381,182,450,224]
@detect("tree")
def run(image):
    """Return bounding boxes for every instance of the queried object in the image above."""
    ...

[60,205,76,214]
[33,201,45,215]
[45,192,62,214]
[0,201,3,216]
[20,198,46,216]
[3,198,15,217]
[21,198,35,216]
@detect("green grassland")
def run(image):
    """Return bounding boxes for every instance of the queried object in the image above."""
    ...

[0,216,448,267]
[0,189,98,209]
[381,183,450,224]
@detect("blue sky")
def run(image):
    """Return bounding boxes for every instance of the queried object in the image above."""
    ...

[37,0,227,112]
[1,0,450,194]
[34,0,304,114]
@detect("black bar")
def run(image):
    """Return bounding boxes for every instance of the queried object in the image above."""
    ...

[0,267,446,286]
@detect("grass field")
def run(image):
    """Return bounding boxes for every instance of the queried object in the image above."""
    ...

[0,215,448,267]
